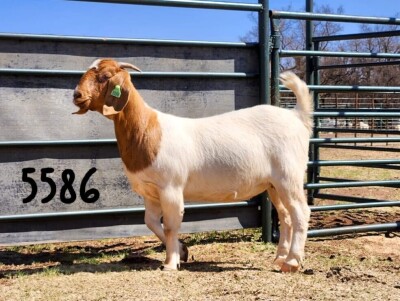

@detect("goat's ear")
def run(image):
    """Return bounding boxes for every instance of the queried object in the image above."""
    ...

[102,71,130,116]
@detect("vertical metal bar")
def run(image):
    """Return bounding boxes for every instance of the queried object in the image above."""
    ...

[259,0,272,243]
[269,18,280,239]
[308,41,320,205]
[306,0,315,205]
[259,0,270,105]
[305,0,314,84]
[270,18,281,106]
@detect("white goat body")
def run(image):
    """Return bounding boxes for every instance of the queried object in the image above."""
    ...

[73,59,312,273]
[127,104,310,203]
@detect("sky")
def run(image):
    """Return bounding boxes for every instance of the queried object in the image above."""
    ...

[0,0,399,42]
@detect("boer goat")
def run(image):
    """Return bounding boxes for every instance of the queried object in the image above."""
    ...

[73,59,312,272]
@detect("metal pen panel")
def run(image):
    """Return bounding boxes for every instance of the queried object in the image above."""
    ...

[0,3,265,244]
[271,1,400,240]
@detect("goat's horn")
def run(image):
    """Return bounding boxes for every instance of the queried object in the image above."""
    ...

[118,62,142,72]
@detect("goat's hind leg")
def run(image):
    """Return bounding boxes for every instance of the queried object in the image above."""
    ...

[267,185,293,269]
[275,184,310,273]
[283,196,310,272]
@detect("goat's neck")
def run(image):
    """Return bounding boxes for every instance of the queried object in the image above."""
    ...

[113,85,161,173]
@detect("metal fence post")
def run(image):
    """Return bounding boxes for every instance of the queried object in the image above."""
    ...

[268,17,282,243]
[305,0,316,205]
[310,41,321,204]
[258,0,273,243]
[270,18,281,107]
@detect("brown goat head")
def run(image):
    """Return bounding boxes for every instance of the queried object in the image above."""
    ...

[73,59,141,116]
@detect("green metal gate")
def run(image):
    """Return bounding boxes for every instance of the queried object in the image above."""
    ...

[270,0,400,239]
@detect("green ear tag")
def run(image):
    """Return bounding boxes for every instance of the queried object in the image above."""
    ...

[111,85,121,98]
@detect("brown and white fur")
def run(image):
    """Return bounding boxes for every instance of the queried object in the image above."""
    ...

[73,59,313,272]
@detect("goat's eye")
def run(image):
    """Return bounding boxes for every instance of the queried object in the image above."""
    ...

[98,72,112,83]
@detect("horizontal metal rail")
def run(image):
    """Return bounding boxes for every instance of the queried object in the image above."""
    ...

[281,49,400,59]
[1,136,399,148]
[0,200,259,222]
[310,201,400,212]
[0,33,256,48]
[319,144,400,153]
[0,139,117,147]
[280,84,400,93]
[0,68,257,79]
[315,177,400,189]
[270,10,400,25]
[70,0,263,11]
[313,110,400,117]
[320,163,400,171]
[313,30,400,42]
[317,177,368,183]
[129,71,257,78]
[318,60,400,70]
[3,72,400,92]
[316,128,400,136]
[305,180,400,190]
[310,137,400,144]
[308,159,400,167]
[307,222,400,238]
[316,159,400,169]
[314,193,400,204]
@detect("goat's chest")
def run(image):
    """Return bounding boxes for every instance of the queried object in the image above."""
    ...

[123,167,161,202]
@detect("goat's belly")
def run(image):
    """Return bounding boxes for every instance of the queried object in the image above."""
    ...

[183,180,268,203]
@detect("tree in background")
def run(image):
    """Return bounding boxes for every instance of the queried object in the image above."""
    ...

[240,4,344,77]
[241,4,400,109]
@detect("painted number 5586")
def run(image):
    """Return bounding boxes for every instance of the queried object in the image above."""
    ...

[22,167,100,204]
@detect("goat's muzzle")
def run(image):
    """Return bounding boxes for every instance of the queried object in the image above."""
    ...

[72,95,90,115]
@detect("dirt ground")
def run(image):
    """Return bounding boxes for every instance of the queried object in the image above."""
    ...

[0,209,399,301]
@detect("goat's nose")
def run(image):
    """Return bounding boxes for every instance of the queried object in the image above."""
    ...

[73,90,82,99]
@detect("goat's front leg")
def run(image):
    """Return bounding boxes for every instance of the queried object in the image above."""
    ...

[159,186,185,271]
[144,198,188,263]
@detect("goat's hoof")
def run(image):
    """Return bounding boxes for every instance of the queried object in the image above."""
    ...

[273,256,287,269]
[280,259,300,273]
[160,264,179,272]
[181,243,189,263]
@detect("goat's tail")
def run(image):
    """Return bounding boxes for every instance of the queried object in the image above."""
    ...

[279,71,313,133]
